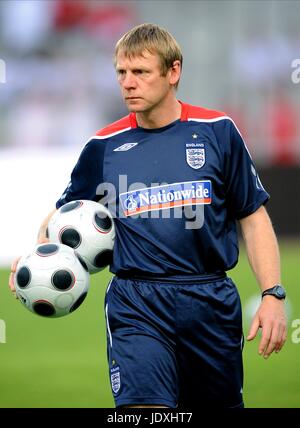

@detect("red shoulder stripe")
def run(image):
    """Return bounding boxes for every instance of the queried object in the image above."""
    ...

[96,113,137,138]
[180,102,226,121]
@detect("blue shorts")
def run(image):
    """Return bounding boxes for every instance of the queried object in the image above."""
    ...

[104,274,244,408]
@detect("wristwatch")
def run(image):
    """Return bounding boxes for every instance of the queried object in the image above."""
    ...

[262,285,286,300]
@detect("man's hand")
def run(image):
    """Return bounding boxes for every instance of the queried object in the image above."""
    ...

[8,236,49,298]
[247,296,287,358]
[9,256,21,298]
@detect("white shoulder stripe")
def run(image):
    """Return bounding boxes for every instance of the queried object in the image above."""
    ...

[83,126,132,145]
[82,126,132,146]
[92,126,132,140]
[188,115,229,123]
[188,115,252,159]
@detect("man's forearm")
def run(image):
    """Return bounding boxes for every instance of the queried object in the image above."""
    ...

[37,208,57,243]
[239,206,281,292]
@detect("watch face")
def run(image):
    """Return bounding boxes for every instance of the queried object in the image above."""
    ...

[275,286,286,298]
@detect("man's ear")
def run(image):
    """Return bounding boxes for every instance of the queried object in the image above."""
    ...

[169,60,181,86]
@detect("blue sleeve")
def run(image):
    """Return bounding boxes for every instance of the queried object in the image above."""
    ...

[56,138,106,209]
[218,119,270,220]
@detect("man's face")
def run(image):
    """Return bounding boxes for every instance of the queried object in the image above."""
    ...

[115,50,175,113]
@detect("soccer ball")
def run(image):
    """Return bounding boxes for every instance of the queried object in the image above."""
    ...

[47,200,115,274]
[14,243,90,318]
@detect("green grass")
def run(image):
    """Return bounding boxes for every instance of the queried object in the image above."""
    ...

[0,240,299,408]
[231,240,300,408]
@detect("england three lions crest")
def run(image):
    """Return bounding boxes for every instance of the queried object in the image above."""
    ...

[110,365,121,395]
[186,143,206,169]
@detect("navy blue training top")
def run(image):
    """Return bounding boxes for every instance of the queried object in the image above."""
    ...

[56,102,269,278]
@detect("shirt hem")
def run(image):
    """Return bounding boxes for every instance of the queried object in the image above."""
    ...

[115,397,176,408]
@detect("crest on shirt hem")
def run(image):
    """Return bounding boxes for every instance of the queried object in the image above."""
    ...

[186,142,206,169]
[110,365,121,394]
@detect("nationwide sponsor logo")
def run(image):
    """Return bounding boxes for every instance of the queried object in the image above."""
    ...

[186,142,205,169]
[119,180,212,217]
[113,142,138,152]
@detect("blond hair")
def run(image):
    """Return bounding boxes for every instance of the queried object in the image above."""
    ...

[115,23,183,87]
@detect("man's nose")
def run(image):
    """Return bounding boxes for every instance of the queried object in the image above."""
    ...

[122,72,136,89]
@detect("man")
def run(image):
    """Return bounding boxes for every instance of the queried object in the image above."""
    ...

[10,23,287,408]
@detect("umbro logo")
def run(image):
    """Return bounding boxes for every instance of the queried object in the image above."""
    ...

[113,142,138,152]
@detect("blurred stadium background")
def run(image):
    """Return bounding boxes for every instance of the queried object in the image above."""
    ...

[0,0,299,408]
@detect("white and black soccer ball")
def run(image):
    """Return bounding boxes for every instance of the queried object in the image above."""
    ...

[47,200,115,274]
[14,243,90,318]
